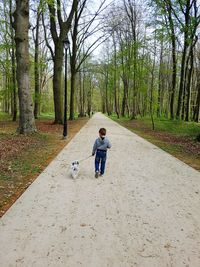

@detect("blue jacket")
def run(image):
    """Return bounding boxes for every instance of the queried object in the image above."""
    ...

[92,137,111,155]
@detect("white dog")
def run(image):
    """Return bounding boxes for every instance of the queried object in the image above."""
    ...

[69,160,79,179]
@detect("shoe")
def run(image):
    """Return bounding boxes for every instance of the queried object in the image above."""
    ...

[95,171,99,178]
[100,173,104,177]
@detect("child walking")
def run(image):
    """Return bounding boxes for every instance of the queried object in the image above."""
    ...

[92,128,111,178]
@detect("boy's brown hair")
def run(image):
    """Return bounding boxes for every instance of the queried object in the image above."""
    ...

[99,128,106,135]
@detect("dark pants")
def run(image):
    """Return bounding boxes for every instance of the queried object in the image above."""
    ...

[95,149,107,175]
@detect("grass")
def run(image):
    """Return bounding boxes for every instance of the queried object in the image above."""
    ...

[0,111,83,121]
[139,116,200,137]
[110,114,200,138]
[0,112,12,121]
[109,114,200,171]
[38,112,55,120]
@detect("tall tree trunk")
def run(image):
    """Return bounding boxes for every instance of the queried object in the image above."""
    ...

[193,80,200,122]
[119,37,129,117]
[11,45,17,121]
[70,60,76,120]
[87,77,92,117]
[102,90,106,113]
[181,76,187,120]
[166,2,177,120]
[150,33,156,130]
[177,42,188,119]
[122,81,128,117]
[82,69,85,115]
[132,26,137,119]
[79,70,83,116]
[176,1,190,119]
[185,47,194,121]
[6,46,10,114]
[53,43,64,123]
[13,0,36,134]
[123,0,137,119]
[113,36,119,118]
[5,72,10,113]
[10,0,17,121]
[157,39,163,117]
[150,66,155,130]
[69,4,78,120]
[121,75,129,117]
[170,37,176,120]
[34,10,41,119]
[105,69,110,115]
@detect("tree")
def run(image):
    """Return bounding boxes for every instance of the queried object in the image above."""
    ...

[151,0,177,119]
[46,0,78,123]
[9,0,17,121]
[0,0,17,119]
[150,0,200,121]
[69,0,107,120]
[13,0,36,133]
[123,0,139,119]
[174,0,200,119]
[112,32,120,118]
[193,46,200,122]
[32,3,42,119]
[164,0,177,119]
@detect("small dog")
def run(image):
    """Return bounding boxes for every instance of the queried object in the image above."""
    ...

[69,160,79,179]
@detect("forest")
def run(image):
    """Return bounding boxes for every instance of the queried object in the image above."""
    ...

[0,0,200,134]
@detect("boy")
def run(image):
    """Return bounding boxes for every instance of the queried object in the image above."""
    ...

[92,128,111,178]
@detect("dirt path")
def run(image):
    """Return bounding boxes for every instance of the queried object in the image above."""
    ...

[0,113,200,267]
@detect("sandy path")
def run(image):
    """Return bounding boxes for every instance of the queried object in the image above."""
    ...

[0,112,200,267]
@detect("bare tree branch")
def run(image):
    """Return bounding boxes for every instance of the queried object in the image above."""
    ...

[42,13,54,60]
